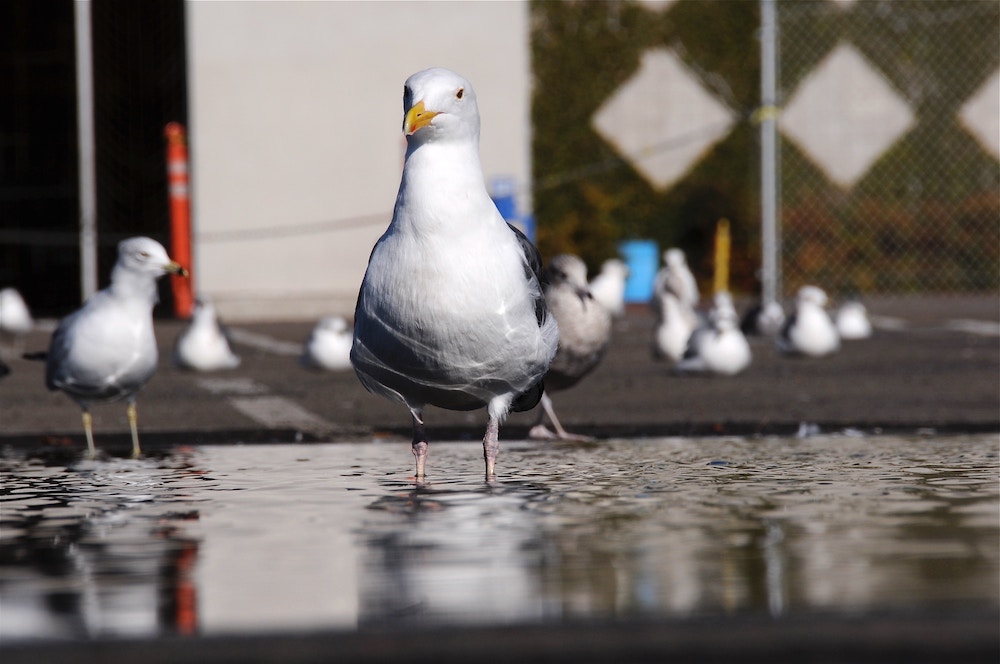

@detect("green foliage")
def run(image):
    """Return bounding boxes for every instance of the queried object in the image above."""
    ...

[531,0,761,293]
[531,0,999,294]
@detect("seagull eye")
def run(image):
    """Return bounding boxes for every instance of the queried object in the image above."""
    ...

[456,88,464,100]
[139,251,149,258]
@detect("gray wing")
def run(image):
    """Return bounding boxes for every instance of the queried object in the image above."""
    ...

[44,311,79,392]
[508,223,547,328]
[507,223,548,412]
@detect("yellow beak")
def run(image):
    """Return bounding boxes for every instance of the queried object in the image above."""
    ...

[404,101,439,136]
[166,261,189,278]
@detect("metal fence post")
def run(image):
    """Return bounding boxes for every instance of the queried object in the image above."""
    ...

[74,0,98,304]
[760,0,781,308]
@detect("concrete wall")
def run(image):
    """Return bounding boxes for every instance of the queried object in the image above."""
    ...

[186,1,530,321]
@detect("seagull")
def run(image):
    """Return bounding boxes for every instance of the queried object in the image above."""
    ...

[777,285,840,357]
[173,298,241,371]
[835,298,873,340]
[529,254,612,441]
[652,291,696,362]
[740,300,786,336]
[39,237,187,457]
[301,315,353,371]
[351,68,559,479]
[676,292,751,375]
[588,258,629,318]
[0,287,34,352]
[653,248,699,311]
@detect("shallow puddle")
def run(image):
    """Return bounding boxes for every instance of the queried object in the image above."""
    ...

[1,434,997,640]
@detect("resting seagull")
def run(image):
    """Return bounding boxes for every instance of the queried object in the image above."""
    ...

[351,68,558,479]
[301,315,353,371]
[777,285,840,357]
[529,254,612,441]
[40,237,187,457]
[676,292,751,375]
[0,287,34,342]
[173,298,241,371]
[835,298,873,340]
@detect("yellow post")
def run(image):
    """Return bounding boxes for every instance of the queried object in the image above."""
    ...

[714,218,731,295]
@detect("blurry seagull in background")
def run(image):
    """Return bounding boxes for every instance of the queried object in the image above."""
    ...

[652,290,697,362]
[529,254,612,441]
[740,299,786,337]
[777,285,840,357]
[676,291,751,375]
[351,67,558,479]
[0,287,34,353]
[654,248,700,312]
[588,257,629,318]
[835,298,873,340]
[173,298,241,371]
[29,237,187,457]
[301,315,353,371]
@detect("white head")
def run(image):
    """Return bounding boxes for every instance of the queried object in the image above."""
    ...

[713,306,739,330]
[191,298,223,329]
[115,237,186,279]
[545,254,590,290]
[402,68,480,148]
[710,293,738,326]
[319,316,348,334]
[797,285,828,307]
[664,248,687,269]
[600,258,629,278]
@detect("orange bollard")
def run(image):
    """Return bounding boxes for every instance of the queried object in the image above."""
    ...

[713,218,731,296]
[165,122,194,319]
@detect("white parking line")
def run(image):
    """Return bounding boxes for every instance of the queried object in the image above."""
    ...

[944,319,1000,337]
[870,315,908,331]
[226,328,303,356]
[227,396,335,435]
[195,377,334,435]
[196,377,270,396]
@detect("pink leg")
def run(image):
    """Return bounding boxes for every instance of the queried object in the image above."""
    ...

[410,410,428,478]
[482,415,500,478]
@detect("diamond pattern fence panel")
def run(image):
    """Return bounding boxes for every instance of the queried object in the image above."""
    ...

[776,0,999,295]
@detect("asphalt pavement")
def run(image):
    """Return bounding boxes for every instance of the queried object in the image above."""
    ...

[1,294,997,453]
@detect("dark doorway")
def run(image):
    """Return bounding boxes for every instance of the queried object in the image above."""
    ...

[0,0,187,317]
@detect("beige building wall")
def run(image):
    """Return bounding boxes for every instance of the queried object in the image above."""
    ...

[186,1,531,321]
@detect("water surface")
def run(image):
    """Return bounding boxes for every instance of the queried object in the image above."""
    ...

[1,434,997,640]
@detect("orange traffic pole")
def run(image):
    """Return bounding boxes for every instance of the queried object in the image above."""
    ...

[165,122,194,319]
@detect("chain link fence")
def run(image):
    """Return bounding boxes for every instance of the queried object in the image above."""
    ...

[776,0,998,295]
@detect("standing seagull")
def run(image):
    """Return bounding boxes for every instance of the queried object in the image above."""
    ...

[529,254,612,441]
[777,285,840,357]
[173,298,241,371]
[588,258,629,318]
[351,68,559,479]
[40,237,187,457]
[654,248,699,311]
[652,291,697,362]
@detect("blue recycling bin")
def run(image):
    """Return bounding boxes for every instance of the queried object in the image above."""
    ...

[490,176,518,220]
[619,239,659,303]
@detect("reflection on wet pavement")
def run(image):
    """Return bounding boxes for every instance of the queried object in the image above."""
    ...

[1,435,997,640]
